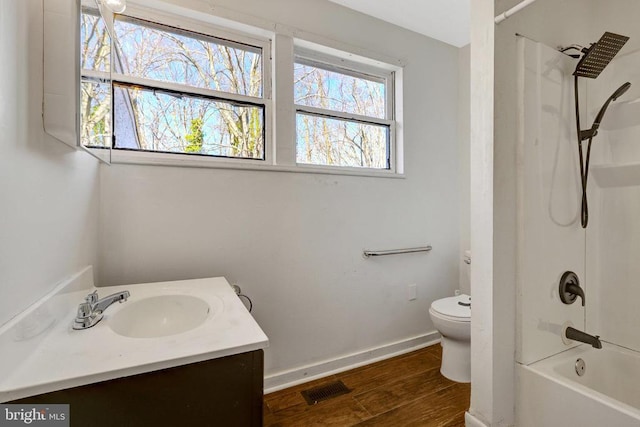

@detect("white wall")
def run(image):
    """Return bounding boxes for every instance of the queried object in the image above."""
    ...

[468,0,498,425]
[458,44,471,295]
[0,0,100,327]
[98,0,462,381]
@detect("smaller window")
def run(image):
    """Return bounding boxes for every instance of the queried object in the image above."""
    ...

[294,56,394,170]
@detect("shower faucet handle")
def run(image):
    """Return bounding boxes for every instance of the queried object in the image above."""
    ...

[559,271,585,307]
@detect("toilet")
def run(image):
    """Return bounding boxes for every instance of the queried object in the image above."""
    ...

[429,251,471,383]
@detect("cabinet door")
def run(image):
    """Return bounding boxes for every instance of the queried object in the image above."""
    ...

[12,350,264,427]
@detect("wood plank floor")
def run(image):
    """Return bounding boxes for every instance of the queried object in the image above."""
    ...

[264,344,470,427]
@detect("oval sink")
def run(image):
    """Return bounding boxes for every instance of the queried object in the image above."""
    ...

[109,295,210,338]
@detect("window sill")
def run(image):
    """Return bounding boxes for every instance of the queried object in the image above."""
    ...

[110,151,405,179]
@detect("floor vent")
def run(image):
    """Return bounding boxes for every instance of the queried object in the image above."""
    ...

[300,380,352,405]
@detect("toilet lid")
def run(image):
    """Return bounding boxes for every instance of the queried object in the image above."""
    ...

[431,294,471,321]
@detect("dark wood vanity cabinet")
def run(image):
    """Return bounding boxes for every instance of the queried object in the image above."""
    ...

[12,349,264,427]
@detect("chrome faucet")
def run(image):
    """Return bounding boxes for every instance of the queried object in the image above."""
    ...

[72,290,130,330]
[565,326,602,349]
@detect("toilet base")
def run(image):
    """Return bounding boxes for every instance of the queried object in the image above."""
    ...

[440,337,471,383]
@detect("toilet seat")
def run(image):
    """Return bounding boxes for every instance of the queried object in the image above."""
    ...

[430,294,471,322]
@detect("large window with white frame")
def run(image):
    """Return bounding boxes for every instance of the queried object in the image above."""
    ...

[80,7,269,160]
[294,54,395,170]
[80,6,401,175]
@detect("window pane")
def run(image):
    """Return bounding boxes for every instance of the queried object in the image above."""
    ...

[294,62,385,119]
[114,84,264,159]
[80,9,110,72]
[296,113,389,169]
[80,81,111,148]
[114,17,262,97]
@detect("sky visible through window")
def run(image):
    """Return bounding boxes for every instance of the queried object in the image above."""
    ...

[294,62,389,169]
[80,9,393,169]
[294,63,385,118]
[296,113,389,168]
[114,84,264,159]
[114,17,262,97]
[80,10,111,149]
[80,10,264,159]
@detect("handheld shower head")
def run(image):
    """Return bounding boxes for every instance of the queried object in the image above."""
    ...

[611,81,632,101]
[591,82,632,132]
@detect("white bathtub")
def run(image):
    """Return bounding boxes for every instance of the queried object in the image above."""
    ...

[517,343,640,427]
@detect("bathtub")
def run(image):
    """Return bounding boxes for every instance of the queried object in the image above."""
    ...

[517,343,640,427]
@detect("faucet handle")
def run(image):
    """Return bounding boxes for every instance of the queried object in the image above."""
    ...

[85,291,99,305]
[559,271,585,306]
[77,302,92,319]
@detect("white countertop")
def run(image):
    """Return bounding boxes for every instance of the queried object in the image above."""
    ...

[0,272,268,402]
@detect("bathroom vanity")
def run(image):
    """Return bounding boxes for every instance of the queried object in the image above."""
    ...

[11,349,264,426]
[0,268,268,426]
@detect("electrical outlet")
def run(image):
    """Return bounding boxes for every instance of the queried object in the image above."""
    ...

[407,283,417,301]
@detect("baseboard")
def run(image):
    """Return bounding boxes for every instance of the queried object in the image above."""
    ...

[465,412,489,427]
[264,331,440,393]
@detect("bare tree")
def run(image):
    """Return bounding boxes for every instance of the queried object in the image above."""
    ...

[294,63,387,168]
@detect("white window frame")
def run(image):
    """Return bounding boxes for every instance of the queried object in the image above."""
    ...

[84,3,404,178]
[293,48,397,173]
[101,4,274,166]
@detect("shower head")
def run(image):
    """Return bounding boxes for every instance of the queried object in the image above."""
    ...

[592,82,632,128]
[579,82,632,141]
[611,81,632,101]
[574,32,629,79]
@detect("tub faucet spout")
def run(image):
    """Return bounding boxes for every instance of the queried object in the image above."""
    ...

[565,326,602,349]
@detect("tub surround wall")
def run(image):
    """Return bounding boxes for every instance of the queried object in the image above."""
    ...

[588,180,640,353]
[586,1,640,354]
[516,37,584,365]
[0,0,100,327]
[494,0,595,366]
[99,0,462,385]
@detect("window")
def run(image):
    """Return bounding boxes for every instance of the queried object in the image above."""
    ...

[294,56,395,170]
[80,9,268,160]
[80,8,111,150]
[79,6,402,176]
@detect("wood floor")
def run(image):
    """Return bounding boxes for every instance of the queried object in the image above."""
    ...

[264,344,470,427]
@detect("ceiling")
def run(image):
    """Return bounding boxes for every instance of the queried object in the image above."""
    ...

[327,0,470,48]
